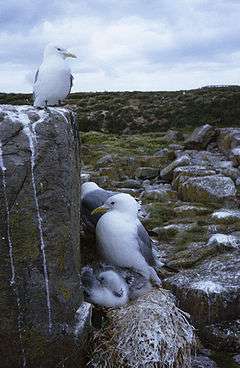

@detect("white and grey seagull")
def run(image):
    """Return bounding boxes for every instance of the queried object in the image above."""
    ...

[92,193,162,286]
[33,43,76,108]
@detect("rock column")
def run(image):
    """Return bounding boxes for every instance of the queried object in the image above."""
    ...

[0,106,84,367]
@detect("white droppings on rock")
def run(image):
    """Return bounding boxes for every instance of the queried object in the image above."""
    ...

[75,302,92,337]
[232,148,240,155]
[191,280,225,294]
[0,142,6,172]
[207,233,240,249]
[3,106,53,334]
[211,209,240,223]
[0,140,27,368]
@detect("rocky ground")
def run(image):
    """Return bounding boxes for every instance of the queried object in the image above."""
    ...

[2,88,240,366]
[81,124,240,368]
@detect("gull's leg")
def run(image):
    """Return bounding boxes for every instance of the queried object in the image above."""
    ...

[44,100,54,118]
[44,100,49,111]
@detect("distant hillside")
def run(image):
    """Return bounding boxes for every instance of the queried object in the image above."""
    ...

[1,86,240,133]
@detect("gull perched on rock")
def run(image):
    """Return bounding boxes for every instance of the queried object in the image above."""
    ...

[81,266,129,308]
[92,193,162,286]
[33,43,76,108]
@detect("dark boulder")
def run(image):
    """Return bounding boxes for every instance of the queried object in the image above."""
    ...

[184,124,218,150]
[0,106,85,367]
[191,355,218,368]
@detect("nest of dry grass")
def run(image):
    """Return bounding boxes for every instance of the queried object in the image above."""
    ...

[88,289,195,368]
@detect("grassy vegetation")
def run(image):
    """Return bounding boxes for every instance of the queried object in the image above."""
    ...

[81,131,168,167]
[1,86,240,133]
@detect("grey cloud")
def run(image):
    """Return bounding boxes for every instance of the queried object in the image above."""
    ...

[0,1,60,31]
[0,0,240,92]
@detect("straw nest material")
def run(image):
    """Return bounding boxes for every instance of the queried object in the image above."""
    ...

[88,289,195,368]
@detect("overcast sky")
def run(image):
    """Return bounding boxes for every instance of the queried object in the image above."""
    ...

[1,0,240,92]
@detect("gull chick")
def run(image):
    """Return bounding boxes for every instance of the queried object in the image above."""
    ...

[33,43,76,108]
[81,266,129,308]
[92,193,161,286]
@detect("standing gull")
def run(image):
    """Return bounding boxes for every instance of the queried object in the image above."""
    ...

[92,193,161,286]
[33,43,76,108]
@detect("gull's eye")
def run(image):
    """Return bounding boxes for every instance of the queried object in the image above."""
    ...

[111,201,115,205]
[57,47,61,51]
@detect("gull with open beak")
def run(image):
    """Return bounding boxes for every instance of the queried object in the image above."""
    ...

[33,43,77,108]
[92,193,162,286]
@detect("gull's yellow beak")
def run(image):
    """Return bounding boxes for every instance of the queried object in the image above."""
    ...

[64,51,77,58]
[91,206,108,215]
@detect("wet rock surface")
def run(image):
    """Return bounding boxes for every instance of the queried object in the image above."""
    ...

[81,122,240,366]
[0,106,83,367]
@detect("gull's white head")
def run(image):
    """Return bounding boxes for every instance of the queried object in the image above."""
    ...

[44,43,77,60]
[81,181,100,198]
[92,193,141,217]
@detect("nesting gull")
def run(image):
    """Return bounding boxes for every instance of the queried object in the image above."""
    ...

[92,193,162,286]
[81,265,152,308]
[81,264,152,307]
[33,43,76,108]
[81,266,129,308]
